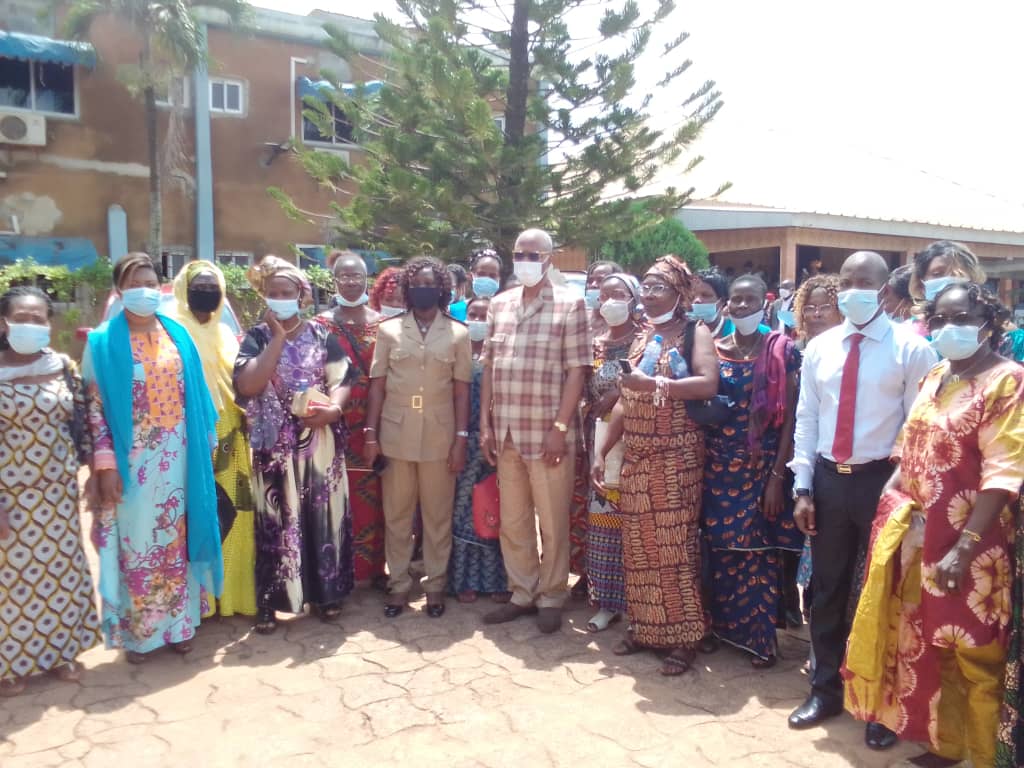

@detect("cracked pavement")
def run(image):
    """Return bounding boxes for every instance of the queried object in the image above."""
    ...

[1,511,921,767]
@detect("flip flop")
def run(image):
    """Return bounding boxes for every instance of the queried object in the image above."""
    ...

[613,636,643,656]
[171,641,193,655]
[750,654,777,669]
[660,649,695,677]
[457,590,478,604]
[126,651,148,665]
[51,662,82,682]
[586,609,621,633]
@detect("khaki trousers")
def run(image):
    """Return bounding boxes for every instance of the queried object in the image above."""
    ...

[382,458,455,598]
[497,436,576,609]
[933,640,1006,768]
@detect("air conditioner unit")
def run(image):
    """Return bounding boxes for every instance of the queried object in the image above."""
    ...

[0,112,47,147]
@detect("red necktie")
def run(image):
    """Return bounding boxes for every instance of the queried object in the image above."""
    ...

[831,333,864,464]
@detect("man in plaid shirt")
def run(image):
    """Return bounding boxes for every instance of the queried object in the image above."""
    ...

[479,228,592,633]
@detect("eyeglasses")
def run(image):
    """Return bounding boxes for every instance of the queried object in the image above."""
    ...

[335,275,366,284]
[512,251,551,262]
[638,284,672,296]
[927,312,984,333]
[801,303,838,317]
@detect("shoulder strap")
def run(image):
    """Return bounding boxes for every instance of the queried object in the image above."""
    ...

[682,320,695,367]
[333,322,370,378]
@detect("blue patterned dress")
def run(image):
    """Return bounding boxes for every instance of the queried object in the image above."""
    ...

[701,338,801,659]
[447,359,507,595]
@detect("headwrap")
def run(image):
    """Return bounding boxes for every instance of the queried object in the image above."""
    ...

[646,254,695,307]
[606,272,640,304]
[246,255,312,305]
[168,261,238,413]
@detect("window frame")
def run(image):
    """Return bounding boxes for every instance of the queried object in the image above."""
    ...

[0,56,79,119]
[215,250,254,268]
[156,76,191,110]
[301,101,355,148]
[208,77,245,116]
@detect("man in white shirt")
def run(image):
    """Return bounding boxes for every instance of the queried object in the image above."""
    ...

[787,252,937,748]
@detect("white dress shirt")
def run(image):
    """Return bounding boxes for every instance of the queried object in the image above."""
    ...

[789,312,938,490]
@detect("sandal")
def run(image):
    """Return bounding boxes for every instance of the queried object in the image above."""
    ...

[490,591,512,604]
[171,641,193,655]
[659,648,695,677]
[586,609,621,633]
[52,662,82,682]
[0,678,27,697]
[750,654,777,669]
[698,635,720,654]
[254,609,278,635]
[571,576,589,600]
[457,590,478,604]
[318,603,343,621]
[612,635,643,656]
[126,651,149,665]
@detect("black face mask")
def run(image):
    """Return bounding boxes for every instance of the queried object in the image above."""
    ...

[408,286,441,311]
[187,287,222,314]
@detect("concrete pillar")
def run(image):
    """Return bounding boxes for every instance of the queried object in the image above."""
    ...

[1000,277,1014,308]
[780,229,797,283]
[901,249,914,265]
[194,23,214,261]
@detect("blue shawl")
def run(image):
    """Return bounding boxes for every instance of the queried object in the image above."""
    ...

[88,311,223,597]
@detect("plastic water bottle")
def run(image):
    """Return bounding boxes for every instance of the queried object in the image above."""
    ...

[667,348,689,379]
[637,335,663,376]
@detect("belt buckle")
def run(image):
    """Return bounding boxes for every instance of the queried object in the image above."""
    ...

[411,395,423,411]
[836,463,853,475]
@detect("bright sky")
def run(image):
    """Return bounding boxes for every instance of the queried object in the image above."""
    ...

[255,0,1024,228]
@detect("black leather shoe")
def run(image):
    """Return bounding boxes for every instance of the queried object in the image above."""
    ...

[865,722,897,750]
[425,602,445,618]
[384,604,404,618]
[787,695,843,729]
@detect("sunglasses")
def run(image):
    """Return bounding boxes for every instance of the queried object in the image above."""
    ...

[512,251,551,262]
[927,312,986,334]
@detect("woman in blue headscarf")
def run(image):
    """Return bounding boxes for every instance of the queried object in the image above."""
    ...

[83,253,221,664]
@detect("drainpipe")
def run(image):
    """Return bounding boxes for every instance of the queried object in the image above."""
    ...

[290,56,309,140]
[195,22,215,261]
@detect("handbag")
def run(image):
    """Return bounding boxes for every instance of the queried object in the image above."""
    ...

[680,323,735,427]
[60,356,92,464]
[472,472,501,539]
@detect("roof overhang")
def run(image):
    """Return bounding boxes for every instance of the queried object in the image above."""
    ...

[0,32,96,69]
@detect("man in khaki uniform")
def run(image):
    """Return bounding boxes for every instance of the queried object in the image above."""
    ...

[364,257,472,618]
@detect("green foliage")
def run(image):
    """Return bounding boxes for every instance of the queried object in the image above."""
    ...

[219,261,264,330]
[600,209,709,274]
[280,0,723,262]
[305,265,335,293]
[0,258,74,300]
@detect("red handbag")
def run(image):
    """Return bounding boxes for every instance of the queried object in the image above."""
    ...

[472,473,501,539]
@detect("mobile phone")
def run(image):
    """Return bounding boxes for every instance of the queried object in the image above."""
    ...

[617,359,632,374]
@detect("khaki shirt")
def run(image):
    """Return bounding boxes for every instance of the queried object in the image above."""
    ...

[370,313,473,462]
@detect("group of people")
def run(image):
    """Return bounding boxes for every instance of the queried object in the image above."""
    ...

[1,232,1022,766]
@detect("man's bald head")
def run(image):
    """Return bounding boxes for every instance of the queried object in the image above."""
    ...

[840,251,890,291]
[514,229,554,254]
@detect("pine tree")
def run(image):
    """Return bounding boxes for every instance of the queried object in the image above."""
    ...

[290,0,723,261]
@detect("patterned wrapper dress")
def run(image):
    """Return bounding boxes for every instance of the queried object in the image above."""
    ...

[0,357,101,681]
[234,323,356,614]
[618,331,707,649]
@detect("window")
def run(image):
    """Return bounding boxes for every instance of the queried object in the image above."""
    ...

[156,77,190,109]
[216,251,253,268]
[209,78,243,115]
[0,57,76,115]
[493,115,506,134]
[160,246,192,279]
[302,103,353,146]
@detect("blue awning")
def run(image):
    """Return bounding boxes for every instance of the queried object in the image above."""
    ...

[0,32,97,68]
[0,237,99,270]
[296,76,383,100]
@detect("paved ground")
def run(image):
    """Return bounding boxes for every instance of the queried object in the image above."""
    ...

[1,512,922,768]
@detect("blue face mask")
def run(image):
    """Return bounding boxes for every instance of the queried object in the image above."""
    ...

[473,276,499,299]
[5,323,51,354]
[923,276,967,301]
[266,297,300,320]
[778,309,796,328]
[336,291,368,308]
[121,287,161,317]
[584,289,601,310]
[687,302,719,323]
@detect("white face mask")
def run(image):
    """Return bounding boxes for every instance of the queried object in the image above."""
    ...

[778,288,793,300]
[380,305,405,318]
[732,311,763,336]
[599,299,631,327]
[513,260,545,288]
[467,320,488,342]
[646,300,678,326]
[336,291,369,308]
[837,288,881,326]
[5,322,51,355]
[931,324,986,361]
[923,275,968,301]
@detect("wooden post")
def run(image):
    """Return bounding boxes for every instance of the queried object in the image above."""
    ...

[780,229,797,283]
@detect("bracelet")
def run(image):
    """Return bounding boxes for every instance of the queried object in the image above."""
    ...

[365,439,379,445]
[961,529,983,544]
[455,430,470,438]
[363,427,377,434]
[770,469,785,479]
[653,376,669,407]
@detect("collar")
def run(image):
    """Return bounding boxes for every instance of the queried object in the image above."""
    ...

[841,311,892,342]
[517,281,553,322]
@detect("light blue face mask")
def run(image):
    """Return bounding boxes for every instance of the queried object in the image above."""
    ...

[687,302,719,323]
[923,276,967,301]
[5,323,51,354]
[778,309,796,328]
[121,287,161,317]
[266,297,300,320]
[472,276,499,299]
[336,291,369,308]
[584,289,601,310]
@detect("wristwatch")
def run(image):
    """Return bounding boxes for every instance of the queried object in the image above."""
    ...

[553,421,569,433]
[455,430,470,438]
[793,488,811,501]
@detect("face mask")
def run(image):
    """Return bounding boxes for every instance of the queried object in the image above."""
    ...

[513,260,545,288]
[924,275,967,301]
[187,288,221,314]
[337,291,369,308]
[778,288,793,300]
[837,288,881,326]
[778,309,796,328]
[121,286,161,317]
[732,311,763,336]
[599,299,631,327]
[931,324,986,361]
[467,320,488,342]
[380,305,405,318]
[646,300,678,326]
[584,289,601,310]
[473,276,499,298]
[408,286,441,311]
[266,297,300,320]
[5,323,50,354]
[687,302,719,324]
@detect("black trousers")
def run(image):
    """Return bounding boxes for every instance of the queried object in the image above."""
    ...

[809,459,892,703]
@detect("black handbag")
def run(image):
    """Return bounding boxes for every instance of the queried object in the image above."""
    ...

[679,322,735,427]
